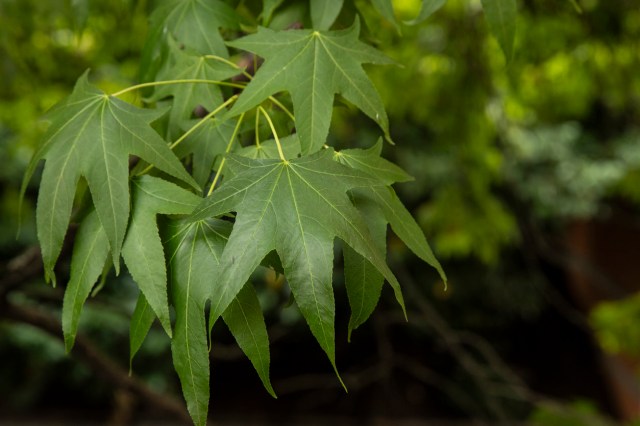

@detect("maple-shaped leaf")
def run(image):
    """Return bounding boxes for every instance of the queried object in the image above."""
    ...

[226,18,393,155]
[164,218,275,426]
[62,209,110,352]
[334,142,446,337]
[142,0,239,69]
[149,42,240,138]
[21,72,198,285]
[122,176,202,337]
[189,149,405,375]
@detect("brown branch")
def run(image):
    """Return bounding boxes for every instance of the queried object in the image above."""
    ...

[0,301,192,425]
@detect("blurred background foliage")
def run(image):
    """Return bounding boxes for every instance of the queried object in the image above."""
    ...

[1,0,639,424]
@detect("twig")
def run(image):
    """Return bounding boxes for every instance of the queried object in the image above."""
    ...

[0,301,192,424]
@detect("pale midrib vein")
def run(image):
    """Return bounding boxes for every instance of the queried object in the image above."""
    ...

[290,167,393,283]
[232,37,313,113]
[167,223,196,264]
[69,224,103,329]
[233,295,267,372]
[36,99,99,162]
[183,230,201,415]
[128,222,165,318]
[317,36,380,118]
[45,104,96,259]
[285,168,329,346]
[109,102,181,177]
[195,165,280,218]
[135,182,199,211]
[131,300,149,341]
[199,222,221,264]
[98,101,121,247]
[210,166,283,315]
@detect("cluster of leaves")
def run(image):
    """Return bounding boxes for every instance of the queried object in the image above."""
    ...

[20,0,518,424]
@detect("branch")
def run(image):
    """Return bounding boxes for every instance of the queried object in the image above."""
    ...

[0,301,191,424]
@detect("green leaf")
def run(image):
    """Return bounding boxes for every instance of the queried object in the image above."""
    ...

[148,0,239,57]
[226,19,393,155]
[23,72,197,285]
[237,134,301,160]
[190,149,405,377]
[334,139,413,185]
[164,218,233,426]
[129,292,156,371]
[371,0,400,31]
[343,194,387,340]
[367,186,446,282]
[122,176,202,337]
[334,145,446,283]
[61,210,109,352]
[405,0,446,25]
[480,0,517,62]
[221,282,276,397]
[310,0,344,30]
[149,42,240,138]
[176,118,237,190]
[263,0,285,25]
[371,0,445,28]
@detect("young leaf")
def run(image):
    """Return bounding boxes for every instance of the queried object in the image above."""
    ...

[221,282,276,397]
[23,72,197,284]
[189,149,406,376]
[122,176,202,337]
[149,43,240,138]
[480,0,517,62]
[164,218,232,426]
[310,0,344,30]
[343,194,387,340]
[226,18,393,155]
[61,210,110,352]
[129,293,156,370]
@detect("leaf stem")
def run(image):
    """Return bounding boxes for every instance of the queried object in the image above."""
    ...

[207,113,245,196]
[204,55,253,80]
[169,95,238,150]
[259,106,286,161]
[136,95,238,177]
[202,55,295,120]
[254,110,261,148]
[110,79,244,97]
[269,97,295,122]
